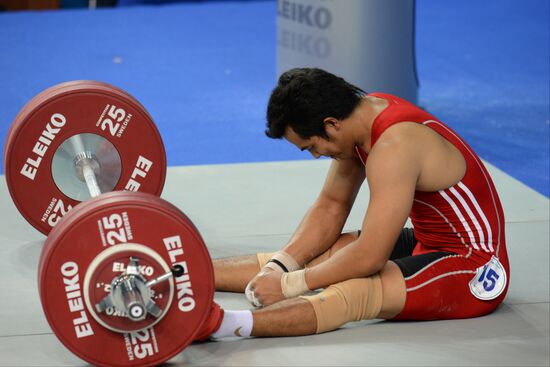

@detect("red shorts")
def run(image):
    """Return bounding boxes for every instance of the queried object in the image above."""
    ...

[387,229,509,320]
[393,253,508,320]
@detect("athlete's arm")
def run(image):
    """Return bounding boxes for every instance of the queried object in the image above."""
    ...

[281,157,365,266]
[304,133,420,289]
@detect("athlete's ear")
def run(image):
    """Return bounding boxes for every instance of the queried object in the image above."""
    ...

[323,117,341,131]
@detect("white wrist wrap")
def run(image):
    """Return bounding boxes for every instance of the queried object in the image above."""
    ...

[281,269,310,298]
[264,251,301,273]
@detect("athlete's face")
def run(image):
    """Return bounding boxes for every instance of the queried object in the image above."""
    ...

[284,122,351,160]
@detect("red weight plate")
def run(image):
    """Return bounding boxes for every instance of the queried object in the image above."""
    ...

[4,81,167,234]
[39,192,214,367]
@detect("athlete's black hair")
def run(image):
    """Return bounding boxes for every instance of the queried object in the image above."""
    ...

[266,68,366,139]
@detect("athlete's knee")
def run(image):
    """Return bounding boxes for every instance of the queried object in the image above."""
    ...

[256,252,277,269]
[300,274,383,334]
[258,232,358,270]
[259,249,333,269]
[305,231,360,268]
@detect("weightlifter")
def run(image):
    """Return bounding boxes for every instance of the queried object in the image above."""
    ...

[196,68,510,340]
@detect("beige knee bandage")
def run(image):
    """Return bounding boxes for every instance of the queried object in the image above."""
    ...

[300,274,383,334]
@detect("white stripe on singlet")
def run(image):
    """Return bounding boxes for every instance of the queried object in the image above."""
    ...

[458,181,494,252]
[422,120,502,256]
[439,189,480,250]
[403,252,464,281]
[412,199,472,254]
[406,269,477,292]
[449,186,490,252]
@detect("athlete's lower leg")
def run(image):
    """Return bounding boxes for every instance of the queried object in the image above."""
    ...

[214,255,260,292]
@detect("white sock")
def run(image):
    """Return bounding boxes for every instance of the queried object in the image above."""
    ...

[211,310,253,339]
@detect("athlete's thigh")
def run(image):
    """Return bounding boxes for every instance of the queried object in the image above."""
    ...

[305,231,359,268]
[308,228,416,268]
[388,227,417,260]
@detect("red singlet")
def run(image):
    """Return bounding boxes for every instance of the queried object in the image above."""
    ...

[356,93,509,320]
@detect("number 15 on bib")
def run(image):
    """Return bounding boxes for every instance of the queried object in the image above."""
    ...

[469,256,507,301]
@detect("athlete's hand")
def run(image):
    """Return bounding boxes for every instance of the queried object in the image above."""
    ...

[246,269,285,307]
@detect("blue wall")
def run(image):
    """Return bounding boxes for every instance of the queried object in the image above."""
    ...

[0,0,548,196]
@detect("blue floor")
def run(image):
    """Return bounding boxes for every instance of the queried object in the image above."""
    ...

[0,0,548,196]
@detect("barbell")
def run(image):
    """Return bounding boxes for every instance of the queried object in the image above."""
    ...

[4,81,216,366]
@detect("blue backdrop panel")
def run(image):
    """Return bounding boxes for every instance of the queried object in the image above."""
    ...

[416,0,549,197]
[0,0,548,196]
[0,1,294,170]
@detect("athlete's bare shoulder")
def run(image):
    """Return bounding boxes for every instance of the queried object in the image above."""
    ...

[369,122,466,191]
